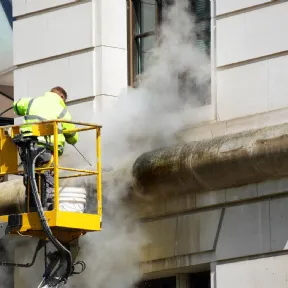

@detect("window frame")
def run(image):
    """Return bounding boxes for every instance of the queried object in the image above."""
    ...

[128,0,162,86]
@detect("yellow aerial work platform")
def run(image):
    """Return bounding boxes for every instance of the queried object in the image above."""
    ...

[0,119,102,244]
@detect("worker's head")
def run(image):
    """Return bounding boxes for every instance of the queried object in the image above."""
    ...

[50,86,67,103]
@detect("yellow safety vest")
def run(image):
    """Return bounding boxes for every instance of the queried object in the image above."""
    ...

[13,92,78,155]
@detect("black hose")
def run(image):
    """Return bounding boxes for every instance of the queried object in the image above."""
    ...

[23,145,73,285]
[31,148,73,281]
[0,106,13,117]
[0,91,13,101]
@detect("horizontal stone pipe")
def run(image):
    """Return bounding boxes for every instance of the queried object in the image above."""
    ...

[0,179,25,215]
[132,123,288,198]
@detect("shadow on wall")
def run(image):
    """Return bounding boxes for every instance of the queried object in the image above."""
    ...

[0,237,18,288]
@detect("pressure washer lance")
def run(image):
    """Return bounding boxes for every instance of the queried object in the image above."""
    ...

[72,144,92,167]
[20,143,92,169]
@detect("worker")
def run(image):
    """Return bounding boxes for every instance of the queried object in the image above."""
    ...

[13,86,79,210]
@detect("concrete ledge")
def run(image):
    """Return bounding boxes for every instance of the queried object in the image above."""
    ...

[140,252,213,278]
[137,176,288,219]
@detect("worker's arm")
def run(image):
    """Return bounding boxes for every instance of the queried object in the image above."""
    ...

[60,107,79,145]
[13,98,32,116]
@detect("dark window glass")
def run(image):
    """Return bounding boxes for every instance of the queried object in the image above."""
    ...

[131,0,211,76]
[133,0,158,75]
[137,276,176,288]
[189,271,211,288]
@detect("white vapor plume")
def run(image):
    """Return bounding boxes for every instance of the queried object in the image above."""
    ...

[67,1,211,287]
[11,1,211,287]
[99,1,211,173]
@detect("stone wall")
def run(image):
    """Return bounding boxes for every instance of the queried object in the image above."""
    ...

[139,176,288,283]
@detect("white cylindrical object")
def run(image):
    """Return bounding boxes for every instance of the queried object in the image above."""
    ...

[59,187,87,213]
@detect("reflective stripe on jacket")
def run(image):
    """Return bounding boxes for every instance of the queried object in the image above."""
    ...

[13,92,78,155]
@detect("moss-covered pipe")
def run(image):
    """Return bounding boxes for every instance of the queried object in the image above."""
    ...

[132,123,288,197]
[0,179,25,215]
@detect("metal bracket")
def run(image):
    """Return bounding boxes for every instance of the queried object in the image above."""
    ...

[8,214,23,229]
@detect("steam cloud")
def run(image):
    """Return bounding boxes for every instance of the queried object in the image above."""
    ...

[11,0,211,287]
[67,1,210,287]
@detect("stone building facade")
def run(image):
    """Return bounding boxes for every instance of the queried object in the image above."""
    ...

[2,0,288,287]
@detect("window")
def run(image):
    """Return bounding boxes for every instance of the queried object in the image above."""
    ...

[128,0,161,83]
[134,0,158,75]
[128,0,211,85]
[137,276,176,288]
[190,0,211,55]
[189,271,211,288]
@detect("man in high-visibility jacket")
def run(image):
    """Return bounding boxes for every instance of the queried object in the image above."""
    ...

[13,86,79,210]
